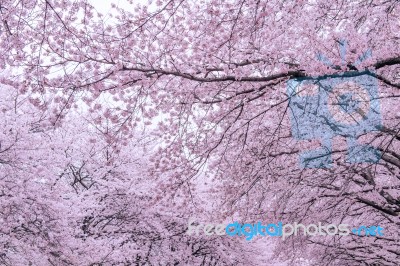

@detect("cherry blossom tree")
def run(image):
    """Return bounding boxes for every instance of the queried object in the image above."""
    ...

[0,81,255,265]
[0,0,399,265]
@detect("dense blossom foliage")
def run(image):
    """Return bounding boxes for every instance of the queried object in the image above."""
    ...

[0,0,399,265]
